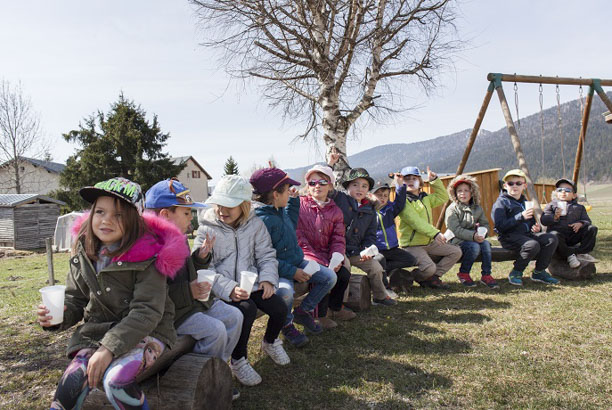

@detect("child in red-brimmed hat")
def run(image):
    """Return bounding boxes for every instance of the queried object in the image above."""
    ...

[445,175,498,289]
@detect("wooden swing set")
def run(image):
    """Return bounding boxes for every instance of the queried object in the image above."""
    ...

[435,72,612,229]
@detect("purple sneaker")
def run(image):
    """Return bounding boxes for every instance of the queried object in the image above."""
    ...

[293,306,323,334]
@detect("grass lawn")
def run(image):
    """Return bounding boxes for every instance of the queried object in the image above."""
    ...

[1,204,611,409]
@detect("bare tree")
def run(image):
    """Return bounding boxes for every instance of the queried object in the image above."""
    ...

[190,0,459,181]
[0,80,47,193]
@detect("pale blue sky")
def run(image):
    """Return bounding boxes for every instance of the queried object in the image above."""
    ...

[2,0,611,181]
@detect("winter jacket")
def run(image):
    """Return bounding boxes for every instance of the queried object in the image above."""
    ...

[329,189,377,257]
[168,246,213,328]
[491,192,534,237]
[398,177,448,247]
[445,202,490,245]
[194,207,279,302]
[296,195,346,266]
[374,184,406,250]
[444,175,489,245]
[541,198,592,236]
[56,213,187,358]
[253,197,304,281]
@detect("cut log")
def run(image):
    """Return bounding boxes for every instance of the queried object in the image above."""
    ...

[344,274,371,312]
[549,258,596,280]
[83,353,232,410]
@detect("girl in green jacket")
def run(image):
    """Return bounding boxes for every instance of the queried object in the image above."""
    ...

[37,177,187,410]
[398,166,462,289]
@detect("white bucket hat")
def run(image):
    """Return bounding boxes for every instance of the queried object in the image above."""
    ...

[304,164,335,186]
[206,175,252,208]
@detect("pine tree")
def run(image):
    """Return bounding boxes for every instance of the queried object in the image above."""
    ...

[53,94,185,210]
[223,156,239,176]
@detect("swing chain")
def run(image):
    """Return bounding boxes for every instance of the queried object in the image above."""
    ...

[539,83,545,182]
[514,81,520,129]
[556,84,566,177]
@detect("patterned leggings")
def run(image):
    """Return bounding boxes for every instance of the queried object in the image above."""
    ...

[51,336,164,410]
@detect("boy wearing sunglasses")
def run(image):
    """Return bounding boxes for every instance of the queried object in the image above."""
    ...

[541,178,598,268]
[491,169,559,285]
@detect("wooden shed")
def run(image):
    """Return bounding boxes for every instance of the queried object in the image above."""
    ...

[0,194,66,250]
[391,168,555,232]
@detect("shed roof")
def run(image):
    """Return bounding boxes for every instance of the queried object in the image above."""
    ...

[0,194,66,207]
[1,157,66,174]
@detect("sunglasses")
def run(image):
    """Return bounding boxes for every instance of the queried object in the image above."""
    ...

[308,179,329,187]
[506,181,524,187]
[556,187,573,193]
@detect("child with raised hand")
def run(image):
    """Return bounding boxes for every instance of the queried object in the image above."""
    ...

[398,166,462,289]
[369,175,417,293]
[491,169,559,286]
[144,178,243,365]
[37,177,187,410]
[541,178,598,267]
[328,154,397,306]
[194,175,288,387]
[250,167,337,347]
[296,165,352,328]
[445,175,498,289]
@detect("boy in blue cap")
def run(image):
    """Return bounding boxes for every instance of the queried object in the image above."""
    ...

[145,178,244,371]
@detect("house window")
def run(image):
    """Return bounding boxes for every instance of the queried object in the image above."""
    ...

[192,170,201,179]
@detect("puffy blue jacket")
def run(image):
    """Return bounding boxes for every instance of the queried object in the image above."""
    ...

[491,192,534,237]
[254,197,304,280]
[375,184,406,250]
[330,190,377,257]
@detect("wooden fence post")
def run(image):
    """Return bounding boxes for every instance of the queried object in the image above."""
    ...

[45,237,55,285]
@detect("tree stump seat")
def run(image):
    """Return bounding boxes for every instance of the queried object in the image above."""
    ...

[82,335,232,410]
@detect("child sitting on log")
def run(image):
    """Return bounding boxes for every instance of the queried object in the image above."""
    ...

[540,178,598,268]
[398,166,462,289]
[250,167,337,347]
[444,175,498,289]
[491,169,559,286]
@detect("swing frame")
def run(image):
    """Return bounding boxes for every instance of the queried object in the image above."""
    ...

[435,73,612,229]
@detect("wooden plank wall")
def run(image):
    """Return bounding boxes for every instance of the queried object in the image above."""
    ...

[13,204,60,250]
[391,168,556,232]
[0,208,15,247]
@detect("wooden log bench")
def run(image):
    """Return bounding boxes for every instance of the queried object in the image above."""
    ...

[82,335,233,410]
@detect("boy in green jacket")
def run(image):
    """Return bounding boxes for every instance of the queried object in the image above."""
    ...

[398,166,462,289]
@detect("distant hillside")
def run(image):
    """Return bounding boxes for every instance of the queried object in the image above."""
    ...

[287,93,612,183]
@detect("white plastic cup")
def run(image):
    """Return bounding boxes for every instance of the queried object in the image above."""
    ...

[443,230,455,241]
[329,252,345,270]
[360,244,379,258]
[196,269,216,302]
[240,271,258,295]
[558,201,568,216]
[477,227,488,237]
[39,285,66,325]
[303,260,319,275]
[525,201,534,210]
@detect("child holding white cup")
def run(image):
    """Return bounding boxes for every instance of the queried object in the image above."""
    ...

[445,175,498,289]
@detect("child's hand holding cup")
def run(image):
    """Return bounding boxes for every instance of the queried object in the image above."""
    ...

[195,269,216,302]
[38,285,66,326]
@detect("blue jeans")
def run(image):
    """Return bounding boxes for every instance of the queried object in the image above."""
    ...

[459,240,492,276]
[276,260,337,325]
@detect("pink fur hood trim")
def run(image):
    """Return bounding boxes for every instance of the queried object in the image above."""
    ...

[71,212,189,279]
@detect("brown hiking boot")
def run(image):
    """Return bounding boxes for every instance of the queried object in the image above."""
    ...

[329,307,356,321]
[317,316,338,329]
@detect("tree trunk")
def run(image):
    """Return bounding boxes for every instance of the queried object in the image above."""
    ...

[320,87,351,186]
[12,158,21,194]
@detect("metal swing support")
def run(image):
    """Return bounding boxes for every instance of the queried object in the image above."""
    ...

[435,73,612,229]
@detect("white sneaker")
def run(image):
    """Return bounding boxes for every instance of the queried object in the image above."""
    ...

[577,254,599,263]
[567,254,581,269]
[386,289,399,299]
[261,338,290,366]
[230,357,262,386]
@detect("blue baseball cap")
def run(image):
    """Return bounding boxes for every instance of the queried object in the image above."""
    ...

[145,178,207,209]
[401,166,421,177]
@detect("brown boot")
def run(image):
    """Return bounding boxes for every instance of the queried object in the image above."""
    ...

[329,307,356,321]
[317,316,337,329]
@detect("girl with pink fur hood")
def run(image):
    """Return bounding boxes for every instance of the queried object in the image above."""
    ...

[37,177,188,410]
